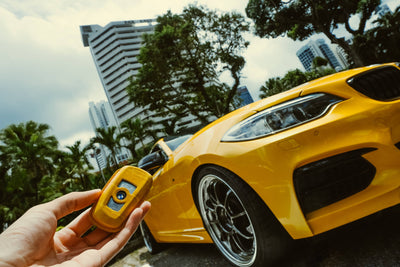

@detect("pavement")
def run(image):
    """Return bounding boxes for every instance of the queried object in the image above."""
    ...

[110,204,400,267]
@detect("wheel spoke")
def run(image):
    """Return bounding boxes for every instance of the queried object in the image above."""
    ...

[227,230,254,256]
[198,173,257,266]
[230,211,246,219]
[229,232,248,254]
[224,189,233,208]
[220,230,229,242]
[232,224,254,240]
[207,181,221,205]
[225,193,244,217]
[205,198,217,211]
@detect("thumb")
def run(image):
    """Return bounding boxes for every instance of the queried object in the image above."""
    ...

[47,189,101,220]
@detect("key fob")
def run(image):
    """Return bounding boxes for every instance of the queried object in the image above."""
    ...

[90,166,152,232]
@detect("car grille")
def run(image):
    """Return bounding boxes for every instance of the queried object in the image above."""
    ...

[293,148,376,214]
[347,66,400,101]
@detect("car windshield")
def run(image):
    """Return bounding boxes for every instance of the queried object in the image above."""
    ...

[165,135,193,151]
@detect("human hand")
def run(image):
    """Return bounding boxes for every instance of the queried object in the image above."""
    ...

[0,189,151,267]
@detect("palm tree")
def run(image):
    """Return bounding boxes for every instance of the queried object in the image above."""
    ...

[119,119,140,159]
[128,118,147,148]
[259,77,286,98]
[65,140,92,190]
[90,126,121,170]
[0,121,58,204]
[119,118,157,159]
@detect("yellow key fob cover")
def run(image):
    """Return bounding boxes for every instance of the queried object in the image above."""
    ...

[90,166,152,232]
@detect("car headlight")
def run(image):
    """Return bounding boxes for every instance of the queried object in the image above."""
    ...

[222,93,344,142]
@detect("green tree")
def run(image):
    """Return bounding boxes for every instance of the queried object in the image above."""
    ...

[259,77,286,98]
[90,126,121,170]
[0,121,59,228]
[119,118,156,160]
[312,56,329,70]
[158,115,183,136]
[65,141,93,190]
[353,6,400,65]
[127,5,250,128]
[119,121,139,160]
[259,68,336,98]
[0,121,58,204]
[245,0,381,67]
[0,121,108,229]
[282,69,310,88]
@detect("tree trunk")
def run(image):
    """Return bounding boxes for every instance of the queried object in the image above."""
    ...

[322,30,365,67]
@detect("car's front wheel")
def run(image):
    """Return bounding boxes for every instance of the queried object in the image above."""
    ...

[140,221,163,254]
[194,166,292,267]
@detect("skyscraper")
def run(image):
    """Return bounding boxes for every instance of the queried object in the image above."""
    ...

[236,86,254,107]
[375,3,391,17]
[89,100,130,169]
[80,19,156,125]
[81,19,201,136]
[296,39,347,72]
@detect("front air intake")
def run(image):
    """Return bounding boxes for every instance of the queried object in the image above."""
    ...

[347,66,400,101]
[293,148,376,214]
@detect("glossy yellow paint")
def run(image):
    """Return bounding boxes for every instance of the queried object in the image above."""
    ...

[143,63,400,243]
[91,166,152,232]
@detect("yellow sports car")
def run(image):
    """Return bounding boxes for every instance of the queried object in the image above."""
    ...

[138,63,400,266]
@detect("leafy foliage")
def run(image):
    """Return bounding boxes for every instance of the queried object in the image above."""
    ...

[119,118,156,161]
[352,6,400,64]
[245,0,381,66]
[127,5,250,130]
[259,68,336,98]
[90,126,121,171]
[0,121,101,230]
[65,141,93,190]
[312,56,329,69]
[0,121,58,204]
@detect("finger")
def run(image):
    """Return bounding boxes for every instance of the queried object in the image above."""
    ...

[82,227,111,247]
[97,201,151,265]
[55,206,112,249]
[122,201,151,232]
[47,189,101,220]
[85,201,151,247]
[63,208,93,238]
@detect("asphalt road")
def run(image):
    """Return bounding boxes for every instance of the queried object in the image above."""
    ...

[110,204,400,267]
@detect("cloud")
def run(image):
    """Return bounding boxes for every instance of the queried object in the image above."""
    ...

[241,35,305,100]
[0,5,106,146]
[0,0,311,148]
[58,129,94,150]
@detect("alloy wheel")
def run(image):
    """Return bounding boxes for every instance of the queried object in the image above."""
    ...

[198,174,257,266]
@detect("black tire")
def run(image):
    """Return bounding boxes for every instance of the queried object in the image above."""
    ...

[140,221,164,254]
[194,166,293,267]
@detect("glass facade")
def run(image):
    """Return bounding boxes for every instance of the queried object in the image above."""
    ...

[296,39,346,72]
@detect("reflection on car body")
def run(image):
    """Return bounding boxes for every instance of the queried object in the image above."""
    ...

[138,63,400,266]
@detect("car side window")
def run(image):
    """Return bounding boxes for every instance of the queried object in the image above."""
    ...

[150,144,161,154]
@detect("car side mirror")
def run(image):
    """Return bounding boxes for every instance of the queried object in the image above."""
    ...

[138,151,167,174]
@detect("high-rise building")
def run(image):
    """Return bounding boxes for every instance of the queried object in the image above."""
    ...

[89,100,130,170]
[81,19,202,136]
[375,3,391,17]
[296,39,347,72]
[236,86,254,107]
[333,45,350,70]
[80,19,157,125]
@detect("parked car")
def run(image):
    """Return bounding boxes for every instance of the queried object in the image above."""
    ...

[138,63,400,266]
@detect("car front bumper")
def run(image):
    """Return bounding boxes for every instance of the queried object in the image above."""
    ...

[215,91,400,239]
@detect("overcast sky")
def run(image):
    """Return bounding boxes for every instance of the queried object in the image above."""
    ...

[0,0,397,149]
